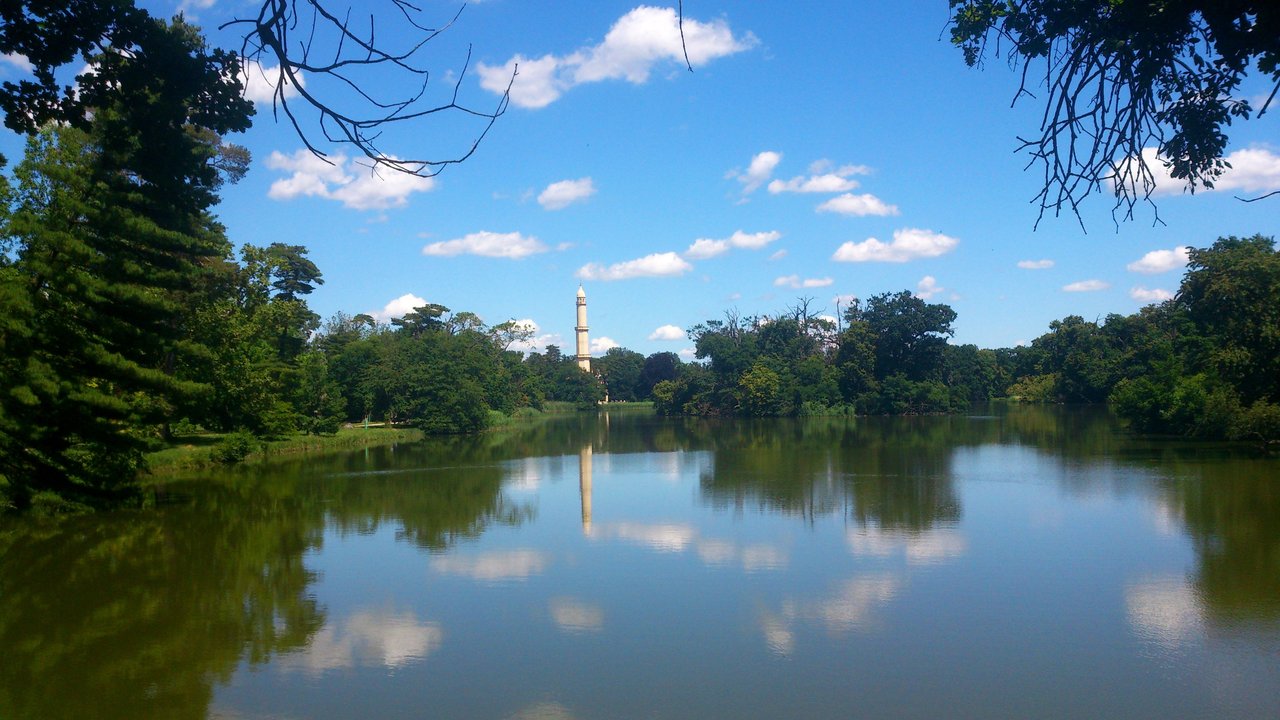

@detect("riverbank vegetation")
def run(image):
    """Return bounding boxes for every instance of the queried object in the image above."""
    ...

[653,235,1279,446]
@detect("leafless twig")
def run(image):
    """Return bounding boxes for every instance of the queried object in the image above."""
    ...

[222,0,513,177]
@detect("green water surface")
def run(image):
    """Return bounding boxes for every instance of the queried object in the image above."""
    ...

[1,406,1277,719]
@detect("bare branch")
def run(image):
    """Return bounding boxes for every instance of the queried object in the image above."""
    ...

[1235,190,1280,203]
[222,0,512,177]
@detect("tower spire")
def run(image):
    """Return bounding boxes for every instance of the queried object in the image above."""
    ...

[575,285,590,371]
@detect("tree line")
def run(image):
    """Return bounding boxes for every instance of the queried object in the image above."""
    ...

[652,235,1279,445]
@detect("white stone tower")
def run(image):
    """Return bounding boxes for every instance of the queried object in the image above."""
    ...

[575,285,590,371]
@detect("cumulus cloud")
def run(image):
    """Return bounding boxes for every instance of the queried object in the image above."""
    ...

[914,275,944,299]
[1063,279,1110,292]
[684,230,781,259]
[684,238,729,259]
[577,252,692,281]
[729,230,782,249]
[538,177,596,210]
[477,6,755,109]
[1127,246,1189,274]
[817,192,900,217]
[649,324,685,341]
[1017,259,1055,270]
[0,53,33,74]
[727,151,783,195]
[774,275,833,289]
[768,163,870,194]
[422,230,548,259]
[370,293,427,323]
[266,149,434,210]
[507,318,562,354]
[1130,286,1174,303]
[239,59,303,104]
[590,336,620,354]
[1126,146,1280,196]
[832,228,959,263]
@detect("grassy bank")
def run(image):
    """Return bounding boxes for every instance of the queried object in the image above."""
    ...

[144,425,424,476]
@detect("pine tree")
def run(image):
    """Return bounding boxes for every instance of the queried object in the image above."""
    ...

[0,17,252,509]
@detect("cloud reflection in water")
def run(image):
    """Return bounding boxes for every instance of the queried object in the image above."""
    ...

[280,608,442,675]
[431,549,551,581]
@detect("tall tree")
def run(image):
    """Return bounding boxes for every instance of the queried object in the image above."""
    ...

[0,17,253,508]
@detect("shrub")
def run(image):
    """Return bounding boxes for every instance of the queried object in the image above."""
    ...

[211,431,258,464]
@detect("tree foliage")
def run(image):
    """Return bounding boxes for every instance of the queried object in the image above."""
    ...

[949,0,1280,224]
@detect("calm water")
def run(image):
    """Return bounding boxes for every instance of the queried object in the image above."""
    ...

[2,406,1278,719]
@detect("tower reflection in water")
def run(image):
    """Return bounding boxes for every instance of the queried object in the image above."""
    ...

[578,444,592,535]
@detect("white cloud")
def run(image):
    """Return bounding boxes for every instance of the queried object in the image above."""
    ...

[1127,146,1280,196]
[1130,286,1174,303]
[915,275,944,299]
[832,228,959,263]
[649,324,685,341]
[774,275,833,289]
[1017,259,1055,270]
[767,163,869,194]
[577,252,692,281]
[678,347,697,360]
[430,549,550,581]
[538,177,596,210]
[0,53,33,74]
[422,230,548,259]
[685,229,781,258]
[478,54,564,109]
[728,151,783,195]
[590,336,619,354]
[832,293,858,307]
[507,319,563,355]
[769,249,788,261]
[239,59,303,104]
[1127,246,1189,274]
[179,0,217,14]
[817,192,900,217]
[1063,279,1110,292]
[684,238,728,259]
[370,293,427,323]
[266,149,434,210]
[478,6,755,109]
[728,229,782,249]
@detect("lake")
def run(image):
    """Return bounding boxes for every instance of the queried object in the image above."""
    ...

[1,406,1277,719]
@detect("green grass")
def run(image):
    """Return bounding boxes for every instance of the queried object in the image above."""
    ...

[143,426,423,476]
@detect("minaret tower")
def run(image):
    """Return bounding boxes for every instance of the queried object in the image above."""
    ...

[575,285,591,371]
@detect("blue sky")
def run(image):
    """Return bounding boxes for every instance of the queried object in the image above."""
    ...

[3,1,1278,357]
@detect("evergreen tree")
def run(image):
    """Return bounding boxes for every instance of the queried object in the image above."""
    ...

[0,17,252,509]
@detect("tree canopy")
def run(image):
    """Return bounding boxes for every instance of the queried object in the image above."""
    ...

[948,1,1280,224]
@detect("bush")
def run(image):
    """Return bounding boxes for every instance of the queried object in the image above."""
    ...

[211,431,258,464]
